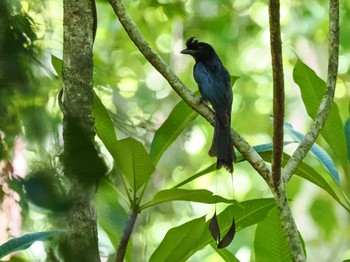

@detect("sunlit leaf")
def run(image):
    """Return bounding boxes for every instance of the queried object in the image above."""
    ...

[51,55,62,78]
[92,92,118,149]
[209,242,240,262]
[260,152,350,212]
[95,177,128,248]
[149,215,207,262]
[149,198,275,261]
[254,207,291,262]
[293,58,348,176]
[115,138,155,192]
[0,231,65,259]
[284,121,340,183]
[150,99,198,166]
[141,188,233,210]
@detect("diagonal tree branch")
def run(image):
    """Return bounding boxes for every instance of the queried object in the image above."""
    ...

[108,0,273,185]
[283,0,339,182]
[269,0,285,186]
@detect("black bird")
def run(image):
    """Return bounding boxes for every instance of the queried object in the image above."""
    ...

[181,37,236,173]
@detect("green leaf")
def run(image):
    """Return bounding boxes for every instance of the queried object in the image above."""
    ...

[293,58,348,176]
[95,177,128,248]
[254,207,291,262]
[92,95,154,192]
[149,198,275,261]
[92,92,118,148]
[209,242,240,262]
[172,142,293,189]
[51,55,62,78]
[345,118,350,161]
[309,198,337,238]
[149,215,207,262]
[115,138,155,192]
[149,77,239,166]
[150,99,198,166]
[230,75,240,87]
[141,188,233,210]
[0,231,65,259]
[261,152,350,212]
[172,164,216,189]
[284,121,340,183]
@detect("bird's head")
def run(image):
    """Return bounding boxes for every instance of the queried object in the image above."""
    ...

[181,37,217,62]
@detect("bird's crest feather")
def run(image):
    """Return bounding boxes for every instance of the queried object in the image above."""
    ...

[186,37,199,49]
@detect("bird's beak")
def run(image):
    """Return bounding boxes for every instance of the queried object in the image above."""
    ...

[180,48,197,55]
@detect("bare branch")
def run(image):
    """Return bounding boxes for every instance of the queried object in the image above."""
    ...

[283,0,339,182]
[268,0,305,260]
[269,0,285,186]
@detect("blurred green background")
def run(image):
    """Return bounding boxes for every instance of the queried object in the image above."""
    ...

[1,0,349,261]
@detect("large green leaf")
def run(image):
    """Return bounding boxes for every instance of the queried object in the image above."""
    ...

[95,177,128,248]
[149,198,275,261]
[150,99,198,166]
[0,231,65,259]
[140,188,234,210]
[92,92,118,149]
[284,121,340,183]
[293,58,348,176]
[115,137,155,192]
[150,215,207,262]
[254,207,291,262]
[294,160,350,212]
[260,152,350,212]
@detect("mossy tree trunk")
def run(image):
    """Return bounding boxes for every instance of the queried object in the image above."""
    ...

[60,0,102,261]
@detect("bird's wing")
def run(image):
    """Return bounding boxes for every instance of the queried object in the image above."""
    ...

[194,63,232,126]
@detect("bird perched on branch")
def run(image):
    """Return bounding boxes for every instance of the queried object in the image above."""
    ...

[181,37,236,173]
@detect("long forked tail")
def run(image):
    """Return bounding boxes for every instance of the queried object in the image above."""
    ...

[208,115,236,173]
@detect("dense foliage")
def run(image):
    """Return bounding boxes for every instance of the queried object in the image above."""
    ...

[0,0,349,261]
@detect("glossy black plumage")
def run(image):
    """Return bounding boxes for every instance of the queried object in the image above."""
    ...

[181,37,236,172]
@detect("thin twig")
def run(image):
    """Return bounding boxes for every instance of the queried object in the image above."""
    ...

[283,0,339,182]
[108,0,272,184]
[116,209,138,262]
[269,0,285,186]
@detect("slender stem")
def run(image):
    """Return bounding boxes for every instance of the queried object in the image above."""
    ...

[268,0,285,186]
[268,1,305,260]
[283,0,339,182]
[115,209,138,262]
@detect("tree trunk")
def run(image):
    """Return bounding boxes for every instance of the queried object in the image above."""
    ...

[61,0,102,260]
